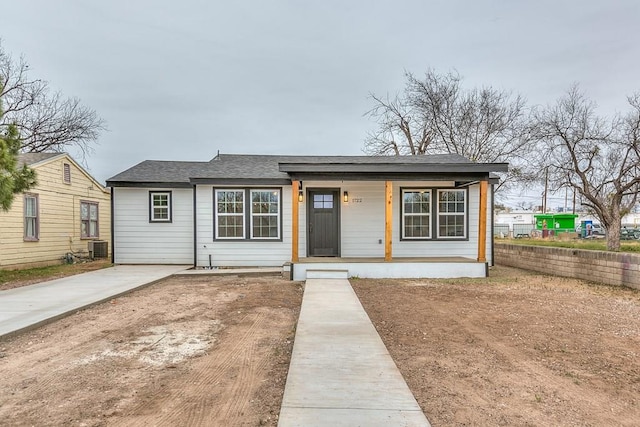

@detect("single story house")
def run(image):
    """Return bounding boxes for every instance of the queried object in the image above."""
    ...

[106,153,507,280]
[0,153,111,269]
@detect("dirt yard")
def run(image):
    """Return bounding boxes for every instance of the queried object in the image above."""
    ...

[353,265,640,426]
[0,274,303,426]
[1,266,639,426]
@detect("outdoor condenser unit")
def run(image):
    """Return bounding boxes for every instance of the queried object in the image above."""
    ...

[88,241,109,259]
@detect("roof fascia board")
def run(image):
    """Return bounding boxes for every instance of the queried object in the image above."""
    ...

[106,181,193,188]
[279,162,509,174]
[286,172,496,182]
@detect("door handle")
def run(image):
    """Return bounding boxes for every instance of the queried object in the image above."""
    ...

[309,223,313,233]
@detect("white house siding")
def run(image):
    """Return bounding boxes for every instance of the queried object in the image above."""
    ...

[113,187,193,264]
[299,180,492,264]
[195,185,292,267]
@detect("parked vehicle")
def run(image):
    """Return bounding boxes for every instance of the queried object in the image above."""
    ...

[621,227,640,240]
[575,223,605,237]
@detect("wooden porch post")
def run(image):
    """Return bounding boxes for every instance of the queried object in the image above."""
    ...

[477,180,488,262]
[292,180,299,263]
[385,180,393,261]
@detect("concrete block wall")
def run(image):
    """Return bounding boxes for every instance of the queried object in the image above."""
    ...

[495,243,640,290]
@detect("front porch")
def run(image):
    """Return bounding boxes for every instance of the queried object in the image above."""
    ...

[291,256,488,281]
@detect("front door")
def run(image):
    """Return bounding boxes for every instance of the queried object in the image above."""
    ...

[308,190,340,257]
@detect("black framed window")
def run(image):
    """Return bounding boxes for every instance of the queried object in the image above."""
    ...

[250,190,280,239]
[214,188,282,240]
[149,191,172,222]
[400,187,468,240]
[402,190,431,239]
[215,189,245,239]
[437,189,466,238]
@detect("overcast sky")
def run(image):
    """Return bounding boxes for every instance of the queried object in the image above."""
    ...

[3,1,639,207]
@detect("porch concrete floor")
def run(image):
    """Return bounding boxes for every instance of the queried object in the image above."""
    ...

[298,256,478,263]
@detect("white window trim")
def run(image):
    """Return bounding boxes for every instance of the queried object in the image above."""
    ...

[401,189,432,240]
[150,191,172,223]
[215,189,246,239]
[249,189,281,240]
[436,189,467,239]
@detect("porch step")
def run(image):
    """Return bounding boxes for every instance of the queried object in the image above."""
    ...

[305,269,349,280]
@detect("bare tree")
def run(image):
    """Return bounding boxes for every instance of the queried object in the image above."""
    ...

[531,86,640,251]
[365,69,532,192]
[0,42,105,158]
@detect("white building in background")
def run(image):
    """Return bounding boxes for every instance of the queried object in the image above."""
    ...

[494,210,640,236]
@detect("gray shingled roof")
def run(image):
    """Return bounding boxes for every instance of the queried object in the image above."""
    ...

[106,160,211,184]
[18,152,64,167]
[106,153,507,186]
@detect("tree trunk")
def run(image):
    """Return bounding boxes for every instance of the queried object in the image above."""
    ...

[606,210,622,251]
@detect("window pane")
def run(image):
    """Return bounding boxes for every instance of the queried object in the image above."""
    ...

[25,197,36,217]
[218,215,243,238]
[439,190,465,213]
[26,218,36,238]
[404,191,429,214]
[439,215,465,237]
[90,221,97,237]
[153,195,167,206]
[252,191,278,214]
[154,207,168,219]
[218,191,243,214]
[253,215,278,238]
[81,203,89,220]
[404,215,430,238]
[313,194,333,209]
[90,205,98,220]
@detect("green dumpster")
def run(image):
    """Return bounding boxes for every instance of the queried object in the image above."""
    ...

[534,214,578,236]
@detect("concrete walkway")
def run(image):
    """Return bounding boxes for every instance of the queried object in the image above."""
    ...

[0,265,188,338]
[278,278,431,427]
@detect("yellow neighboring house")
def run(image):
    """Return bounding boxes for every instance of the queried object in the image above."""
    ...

[0,153,111,269]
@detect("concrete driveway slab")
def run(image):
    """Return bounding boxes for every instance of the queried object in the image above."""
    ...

[0,265,188,338]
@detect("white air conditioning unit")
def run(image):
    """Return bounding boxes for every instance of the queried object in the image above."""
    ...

[88,240,108,259]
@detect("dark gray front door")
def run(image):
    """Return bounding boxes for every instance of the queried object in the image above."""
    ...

[308,190,340,257]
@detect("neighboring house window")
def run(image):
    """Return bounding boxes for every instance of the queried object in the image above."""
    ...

[402,189,431,239]
[63,163,71,184]
[149,191,172,222]
[214,188,282,240]
[250,190,280,239]
[215,190,245,238]
[81,201,99,238]
[24,194,39,241]
[437,189,466,238]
